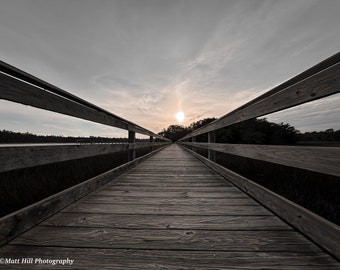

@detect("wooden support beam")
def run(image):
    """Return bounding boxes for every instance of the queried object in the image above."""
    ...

[128,131,136,161]
[180,142,340,177]
[150,136,154,152]
[0,142,168,173]
[208,131,216,162]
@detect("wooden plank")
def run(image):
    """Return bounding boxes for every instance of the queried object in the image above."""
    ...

[41,212,290,230]
[181,142,340,177]
[0,60,121,118]
[62,202,271,215]
[124,171,220,175]
[115,174,225,180]
[0,72,124,130]
[181,145,340,260]
[8,226,320,253]
[108,181,229,187]
[92,190,249,198]
[0,72,168,140]
[0,142,167,172]
[181,56,340,140]
[0,145,168,246]
[101,186,239,192]
[112,178,227,183]
[78,196,259,205]
[2,246,339,270]
[111,176,227,182]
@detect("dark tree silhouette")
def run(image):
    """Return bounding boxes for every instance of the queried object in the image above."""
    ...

[0,130,134,144]
[299,128,340,143]
[215,118,300,145]
[158,117,301,145]
[158,125,189,142]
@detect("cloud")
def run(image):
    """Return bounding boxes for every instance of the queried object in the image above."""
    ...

[264,94,340,132]
[0,0,340,135]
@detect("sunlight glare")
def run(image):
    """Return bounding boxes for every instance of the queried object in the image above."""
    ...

[175,111,185,123]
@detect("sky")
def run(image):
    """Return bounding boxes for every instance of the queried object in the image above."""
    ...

[0,0,339,137]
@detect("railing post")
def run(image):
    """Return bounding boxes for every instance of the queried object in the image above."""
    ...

[208,131,216,162]
[191,136,196,152]
[150,136,153,152]
[128,131,136,161]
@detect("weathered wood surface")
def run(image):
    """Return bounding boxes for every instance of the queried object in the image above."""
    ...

[0,142,167,172]
[9,226,319,252]
[0,71,168,140]
[93,189,249,198]
[214,52,340,122]
[181,142,340,177]
[42,213,289,230]
[77,196,260,205]
[62,202,271,215]
[0,145,167,246]
[180,145,340,261]
[180,53,340,140]
[2,246,339,270]
[1,144,339,269]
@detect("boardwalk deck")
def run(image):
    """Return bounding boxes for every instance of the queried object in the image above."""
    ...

[1,144,339,269]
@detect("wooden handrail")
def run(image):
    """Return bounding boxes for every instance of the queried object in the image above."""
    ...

[0,142,166,173]
[181,142,340,177]
[179,52,340,140]
[0,62,170,141]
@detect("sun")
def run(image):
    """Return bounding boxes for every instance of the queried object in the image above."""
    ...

[175,111,185,123]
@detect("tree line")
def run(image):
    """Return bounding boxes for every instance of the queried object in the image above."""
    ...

[158,118,340,145]
[0,130,129,144]
[1,118,339,145]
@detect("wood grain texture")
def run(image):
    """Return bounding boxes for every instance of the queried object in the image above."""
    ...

[10,226,319,252]
[211,52,340,124]
[100,185,238,192]
[0,142,167,172]
[0,145,168,246]
[2,246,339,270]
[180,145,340,260]
[1,144,338,268]
[0,72,168,140]
[181,142,340,177]
[181,56,340,140]
[41,213,290,230]
[61,202,272,215]
[92,189,249,198]
[0,60,170,141]
[109,180,228,187]
[0,61,171,141]
[77,196,260,205]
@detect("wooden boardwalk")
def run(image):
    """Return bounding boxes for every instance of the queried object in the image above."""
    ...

[1,144,339,269]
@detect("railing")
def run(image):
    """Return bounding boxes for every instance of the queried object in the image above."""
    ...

[0,61,171,165]
[178,52,340,259]
[0,61,170,245]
